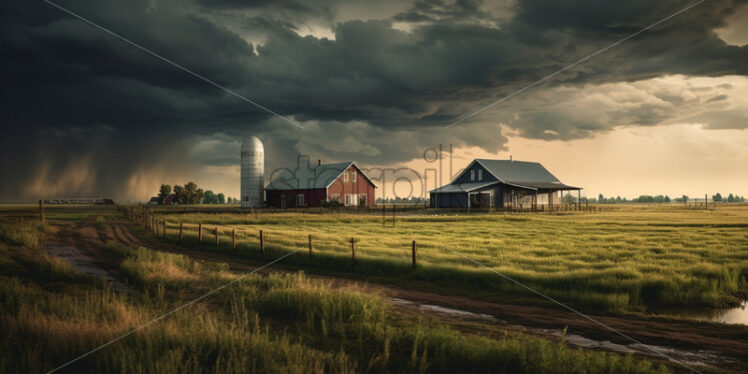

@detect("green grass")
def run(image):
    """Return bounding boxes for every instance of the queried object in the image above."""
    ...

[0,218,45,248]
[0,237,673,373]
[142,204,748,311]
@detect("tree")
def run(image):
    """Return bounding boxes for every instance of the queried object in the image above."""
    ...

[203,190,217,204]
[173,185,186,204]
[217,193,225,204]
[561,193,577,204]
[158,184,172,204]
[682,195,689,203]
[664,195,671,203]
[728,193,735,203]
[183,182,204,204]
[712,193,722,202]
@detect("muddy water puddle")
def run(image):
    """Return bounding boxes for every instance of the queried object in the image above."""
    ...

[44,244,128,291]
[651,301,748,326]
[389,298,736,368]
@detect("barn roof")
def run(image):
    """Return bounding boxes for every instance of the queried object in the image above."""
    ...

[265,161,376,190]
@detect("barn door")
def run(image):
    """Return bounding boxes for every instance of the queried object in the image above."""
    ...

[281,194,286,209]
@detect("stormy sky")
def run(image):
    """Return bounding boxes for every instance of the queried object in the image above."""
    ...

[2,0,747,201]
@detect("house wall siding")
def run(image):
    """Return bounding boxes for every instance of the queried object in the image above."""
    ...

[326,164,375,207]
[266,188,327,208]
[453,161,498,184]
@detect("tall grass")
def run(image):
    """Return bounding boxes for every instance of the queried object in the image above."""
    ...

[0,219,44,248]
[0,242,672,373]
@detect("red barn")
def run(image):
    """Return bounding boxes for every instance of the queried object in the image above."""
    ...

[265,161,376,208]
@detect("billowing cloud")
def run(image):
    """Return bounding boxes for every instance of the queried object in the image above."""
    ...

[1,0,747,200]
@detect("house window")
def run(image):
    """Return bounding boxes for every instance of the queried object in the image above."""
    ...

[331,194,340,202]
[470,170,475,181]
[352,171,357,182]
[296,194,304,207]
[478,169,483,181]
[344,172,349,183]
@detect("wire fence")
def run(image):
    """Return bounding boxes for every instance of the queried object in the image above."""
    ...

[117,205,420,268]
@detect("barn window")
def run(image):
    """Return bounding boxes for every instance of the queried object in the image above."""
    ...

[358,194,367,206]
[344,172,349,183]
[352,171,357,182]
[470,170,475,181]
[478,169,483,181]
[345,194,359,206]
[296,194,305,207]
[331,194,340,202]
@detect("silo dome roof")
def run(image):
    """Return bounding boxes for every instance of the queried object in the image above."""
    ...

[241,135,264,152]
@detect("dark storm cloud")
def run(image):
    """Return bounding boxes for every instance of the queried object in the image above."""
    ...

[1,0,747,200]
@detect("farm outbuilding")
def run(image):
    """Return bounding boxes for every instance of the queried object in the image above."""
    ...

[265,161,376,208]
[429,158,580,209]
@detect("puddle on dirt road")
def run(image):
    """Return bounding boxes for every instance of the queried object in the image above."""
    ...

[651,301,748,326]
[44,244,128,291]
[389,298,736,368]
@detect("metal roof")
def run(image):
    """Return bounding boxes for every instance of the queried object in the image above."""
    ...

[430,181,499,193]
[503,181,580,191]
[474,159,562,184]
[430,159,580,193]
[266,162,376,190]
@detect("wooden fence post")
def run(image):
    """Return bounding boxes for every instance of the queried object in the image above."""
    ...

[179,222,183,241]
[308,234,312,257]
[705,194,708,210]
[215,227,219,246]
[412,240,417,269]
[350,238,356,264]
[259,230,264,256]
[232,229,236,250]
[198,222,202,242]
[39,199,45,223]
[163,220,166,237]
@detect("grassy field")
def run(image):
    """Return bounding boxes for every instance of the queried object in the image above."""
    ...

[141,204,748,311]
[0,218,672,373]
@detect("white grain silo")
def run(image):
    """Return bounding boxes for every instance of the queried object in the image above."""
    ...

[240,135,264,208]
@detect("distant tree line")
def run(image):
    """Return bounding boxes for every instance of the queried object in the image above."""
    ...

[156,183,237,205]
[592,194,670,204]
[711,193,746,203]
[375,196,429,204]
[589,193,745,204]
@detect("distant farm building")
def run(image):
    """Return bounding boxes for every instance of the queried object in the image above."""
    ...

[429,158,580,209]
[265,161,376,208]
